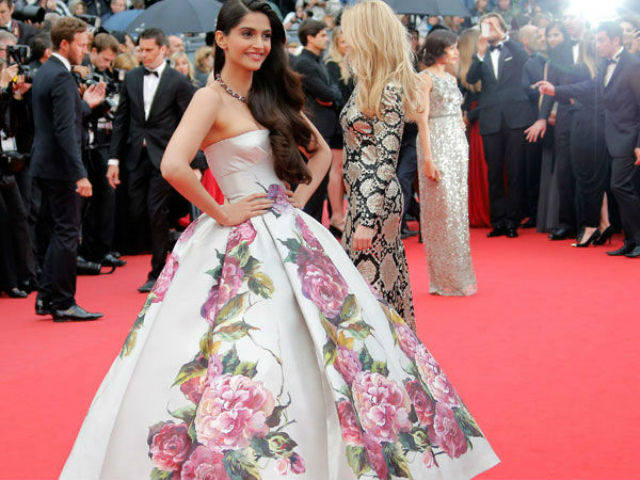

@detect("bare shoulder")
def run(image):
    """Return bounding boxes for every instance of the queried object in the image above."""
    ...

[417,70,433,90]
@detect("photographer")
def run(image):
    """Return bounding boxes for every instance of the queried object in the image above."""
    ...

[30,17,106,321]
[0,29,35,298]
[79,32,124,268]
[0,0,38,47]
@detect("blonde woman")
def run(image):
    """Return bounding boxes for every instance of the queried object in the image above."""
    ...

[193,45,213,87]
[170,51,197,86]
[324,26,353,237]
[340,0,421,330]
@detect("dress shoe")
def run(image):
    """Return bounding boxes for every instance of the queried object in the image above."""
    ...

[549,227,576,241]
[109,250,122,259]
[606,242,636,256]
[35,297,53,316]
[138,279,156,293]
[4,287,28,298]
[53,304,103,322]
[592,226,614,246]
[506,227,519,238]
[400,223,418,239]
[624,245,640,258]
[102,253,127,267]
[487,226,507,238]
[521,217,536,229]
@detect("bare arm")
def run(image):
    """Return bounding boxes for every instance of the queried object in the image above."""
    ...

[292,113,332,207]
[410,73,440,182]
[160,88,272,226]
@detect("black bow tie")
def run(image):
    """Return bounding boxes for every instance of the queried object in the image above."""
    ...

[489,44,503,52]
[143,68,159,77]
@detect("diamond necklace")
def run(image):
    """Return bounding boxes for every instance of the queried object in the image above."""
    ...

[215,74,247,103]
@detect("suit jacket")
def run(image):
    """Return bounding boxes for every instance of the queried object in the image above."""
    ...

[109,63,195,171]
[466,38,535,135]
[293,49,342,140]
[30,55,89,181]
[539,43,580,125]
[555,49,640,158]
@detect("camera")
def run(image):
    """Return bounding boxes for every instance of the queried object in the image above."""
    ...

[85,69,122,98]
[12,5,45,23]
[5,44,33,84]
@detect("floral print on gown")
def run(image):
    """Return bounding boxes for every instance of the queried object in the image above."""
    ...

[417,71,477,296]
[60,129,499,479]
[340,84,416,330]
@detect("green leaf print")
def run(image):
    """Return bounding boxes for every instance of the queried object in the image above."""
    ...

[234,361,258,378]
[264,431,297,457]
[215,292,249,327]
[340,294,359,323]
[345,445,370,476]
[223,449,261,480]
[323,340,337,366]
[149,467,173,480]
[359,347,374,372]
[215,321,257,342]
[383,442,411,478]
[454,406,483,437]
[169,404,197,424]
[221,346,241,374]
[172,356,207,387]
[371,360,389,376]
[248,272,274,298]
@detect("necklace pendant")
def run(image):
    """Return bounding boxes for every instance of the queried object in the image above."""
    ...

[216,74,247,103]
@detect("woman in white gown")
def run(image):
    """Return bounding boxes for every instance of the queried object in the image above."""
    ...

[60,1,499,478]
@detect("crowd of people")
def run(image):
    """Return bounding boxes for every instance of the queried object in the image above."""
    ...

[0,0,639,321]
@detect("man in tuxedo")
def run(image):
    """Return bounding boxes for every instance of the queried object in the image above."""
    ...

[106,28,195,292]
[293,19,341,223]
[466,13,534,238]
[0,0,37,47]
[538,21,640,258]
[30,17,105,321]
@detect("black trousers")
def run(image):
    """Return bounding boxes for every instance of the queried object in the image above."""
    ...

[523,138,542,220]
[481,123,526,228]
[81,146,115,261]
[571,109,608,229]
[554,120,576,230]
[396,130,418,218]
[127,150,174,281]
[610,155,640,244]
[36,178,82,310]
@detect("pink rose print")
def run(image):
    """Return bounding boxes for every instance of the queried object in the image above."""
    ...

[180,445,230,480]
[352,371,412,443]
[428,403,468,458]
[295,215,322,251]
[176,217,199,248]
[395,323,421,360]
[336,400,364,446]
[364,434,389,480]
[334,346,362,385]
[147,421,192,472]
[423,449,438,468]
[152,253,179,302]
[180,375,206,404]
[415,347,459,408]
[290,452,306,474]
[201,257,244,324]
[226,221,257,252]
[405,380,435,427]
[276,457,290,475]
[195,374,275,450]
[296,248,349,319]
[267,184,292,215]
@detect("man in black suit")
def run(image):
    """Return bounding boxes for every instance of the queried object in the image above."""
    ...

[538,21,640,258]
[0,0,37,47]
[106,28,195,292]
[466,13,535,238]
[293,19,342,223]
[30,17,105,321]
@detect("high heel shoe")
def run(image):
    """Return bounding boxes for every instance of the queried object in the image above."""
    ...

[592,226,614,246]
[572,228,600,248]
[328,221,344,239]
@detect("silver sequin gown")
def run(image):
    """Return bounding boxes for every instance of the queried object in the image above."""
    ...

[340,84,416,330]
[417,71,477,296]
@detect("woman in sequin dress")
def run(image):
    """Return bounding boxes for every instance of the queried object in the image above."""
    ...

[417,30,478,296]
[339,1,430,330]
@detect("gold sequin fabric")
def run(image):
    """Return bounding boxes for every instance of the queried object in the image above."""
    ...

[340,83,416,329]
[417,71,477,296]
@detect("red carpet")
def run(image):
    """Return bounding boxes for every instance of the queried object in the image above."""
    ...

[1,228,638,479]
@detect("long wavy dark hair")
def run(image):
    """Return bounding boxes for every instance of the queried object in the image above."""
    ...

[214,0,314,185]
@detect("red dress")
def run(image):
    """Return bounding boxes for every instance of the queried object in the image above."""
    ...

[466,103,491,228]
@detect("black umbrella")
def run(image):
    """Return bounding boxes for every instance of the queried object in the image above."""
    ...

[385,0,469,16]
[126,0,223,34]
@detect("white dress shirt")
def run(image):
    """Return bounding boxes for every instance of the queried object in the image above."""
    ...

[572,43,580,64]
[108,61,167,167]
[604,47,624,87]
[143,60,166,120]
[489,46,501,80]
[51,52,71,72]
